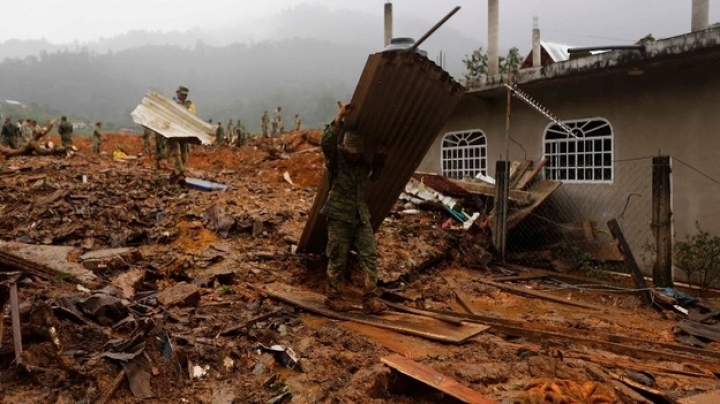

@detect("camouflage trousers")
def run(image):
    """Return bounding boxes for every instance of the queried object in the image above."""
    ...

[92,137,101,154]
[261,125,269,138]
[143,135,151,156]
[60,134,73,147]
[166,138,189,177]
[1,135,16,149]
[326,218,379,296]
[154,133,166,161]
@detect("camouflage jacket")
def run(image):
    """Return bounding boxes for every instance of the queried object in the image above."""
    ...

[1,122,14,138]
[58,121,73,136]
[93,129,102,140]
[320,122,386,224]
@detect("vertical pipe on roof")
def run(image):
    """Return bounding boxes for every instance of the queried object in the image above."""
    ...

[532,16,541,67]
[384,2,393,47]
[488,0,500,76]
[691,0,709,31]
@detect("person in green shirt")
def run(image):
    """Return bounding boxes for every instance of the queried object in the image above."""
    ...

[92,122,103,154]
[58,116,74,147]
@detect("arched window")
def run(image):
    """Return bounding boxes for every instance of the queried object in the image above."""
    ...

[441,130,488,179]
[543,118,614,183]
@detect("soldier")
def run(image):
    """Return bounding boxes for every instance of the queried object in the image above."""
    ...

[21,119,33,147]
[235,119,248,146]
[91,122,103,154]
[215,121,225,146]
[276,106,284,135]
[1,118,17,149]
[142,126,152,157]
[166,85,196,182]
[154,130,166,168]
[58,116,74,147]
[271,108,279,136]
[320,102,388,314]
[226,119,234,144]
[261,111,270,138]
[294,114,301,131]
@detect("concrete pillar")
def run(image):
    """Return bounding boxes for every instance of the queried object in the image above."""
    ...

[488,0,499,76]
[532,16,541,67]
[384,2,393,47]
[691,0,709,32]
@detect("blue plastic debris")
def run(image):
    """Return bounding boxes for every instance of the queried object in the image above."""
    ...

[184,177,228,191]
[657,287,699,306]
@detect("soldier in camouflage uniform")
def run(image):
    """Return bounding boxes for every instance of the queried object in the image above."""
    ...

[92,122,103,154]
[166,85,196,182]
[294,114,301,131]
[1,118,17,149]
[261,111,270,138]
[58,116,74,147]
[142,127,152,157]
[226,119,234,144]
[215,122,225,146]
[154,130,166,168]
[321,102,388,314]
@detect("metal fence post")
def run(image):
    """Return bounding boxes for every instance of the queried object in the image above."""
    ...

[652,155,673,287]
[493,160,510,262]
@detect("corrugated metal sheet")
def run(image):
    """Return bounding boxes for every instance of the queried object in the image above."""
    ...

[130,89,214,145]
[412,173,469,198]
[541,40,571,63]
[298,51,465,253]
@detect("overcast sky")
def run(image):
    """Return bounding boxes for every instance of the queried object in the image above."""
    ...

[1,0,717,47]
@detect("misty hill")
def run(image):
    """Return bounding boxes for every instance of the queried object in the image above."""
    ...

[0,4,485,130]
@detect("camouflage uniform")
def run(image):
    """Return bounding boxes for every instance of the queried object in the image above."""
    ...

[58,117,74,147]
[215,123,225,146]
[321,121,386,301]
[92,124,102,154]
[142,127,152,156]
[166,87,196,178]
[154,130,166,163]
[294,114,301,131]
[271,109,279,136]
[261,111,270,138]
[1,119,17,149]
[21,120,33,147]
[226,119,234,144]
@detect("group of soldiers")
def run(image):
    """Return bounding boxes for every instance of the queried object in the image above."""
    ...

[214,118,249,147]
[0,115,85,151]
[260,107,302,138]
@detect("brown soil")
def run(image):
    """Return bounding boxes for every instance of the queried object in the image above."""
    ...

[0,132,718,404]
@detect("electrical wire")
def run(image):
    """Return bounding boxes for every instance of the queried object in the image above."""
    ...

[674,157,720,187]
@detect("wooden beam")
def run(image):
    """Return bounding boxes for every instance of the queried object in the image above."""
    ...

[652,156,673,287]
[448,179,533,206]
[491,274,547,283]
[261,283,488,344]
[515,157,547,190]
[565,352,715,379]
[381,354,498,404]
[509,161,530,189]
[607,219,652,304]
[476,278,603,311]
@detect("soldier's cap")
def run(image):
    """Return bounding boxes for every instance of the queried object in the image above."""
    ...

[343,130,363,154]
[176,85,189,94]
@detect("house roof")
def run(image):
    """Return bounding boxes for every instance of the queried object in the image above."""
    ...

[540,40,572,62]
[467,28,720,94]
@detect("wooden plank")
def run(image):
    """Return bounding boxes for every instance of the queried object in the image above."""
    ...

[565,352,715,379]
[678,390,720,404]
[380,354,498,404]
[339,322,436,360]
[443,276,477,315]
[261,284,488,344]
[448,179,533,206]
[607,219,652,304]
[609,371,675,404]
[509,160,530,189]
[515,157,547,190]
[677,322,720,343]
[381,301,465,325]
[506,180,562,230]
[476,278,603,311]
[491,274,547,283]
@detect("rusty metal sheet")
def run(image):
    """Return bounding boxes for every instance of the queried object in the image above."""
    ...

[130,89,214,145]
[298,51,464,253]
[412,172,469,198]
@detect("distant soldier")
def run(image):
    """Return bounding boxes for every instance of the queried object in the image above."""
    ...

[294,114,301,131]
[271,108,279,136]
[15,119,22,146]
[215,122,225,146]
[273,106,284,135]
[92,122,103,154]
[261,111,270,138]
[1,118,17,149]
[226,119,234,143]
[58,116,74,147]
[21,119,33,147]
[166,85,196,182]
[142,127,152,157]
[235,119,248,146]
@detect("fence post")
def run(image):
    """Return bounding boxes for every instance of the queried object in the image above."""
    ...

[652,155,673,287]
[493,160,510,262]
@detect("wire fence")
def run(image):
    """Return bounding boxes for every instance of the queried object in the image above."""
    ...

[506,157,655,276]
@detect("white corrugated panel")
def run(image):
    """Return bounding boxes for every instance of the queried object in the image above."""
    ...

[131,89,214,145]
[541,41,571,62]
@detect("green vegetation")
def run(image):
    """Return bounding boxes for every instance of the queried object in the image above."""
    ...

[674,222,720,291]
[462,47,522,82]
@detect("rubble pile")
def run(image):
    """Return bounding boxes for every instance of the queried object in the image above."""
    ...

[0,132,719,404]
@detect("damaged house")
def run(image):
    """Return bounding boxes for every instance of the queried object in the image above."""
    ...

[418,23,720,278]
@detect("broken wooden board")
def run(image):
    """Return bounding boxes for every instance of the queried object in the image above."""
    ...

[508,160,530,189]
[261,283,488,344]
[565,352,716,379]
[380,354,498,404]
[340,322,437,360]
[514,157,547,190]
[448,179,533,206]
[678,389,720,404]
[677,322,720,343]
[0,242,97,284]
[607,219,652,304]
[506,180,562,230]
[476,278,604,311]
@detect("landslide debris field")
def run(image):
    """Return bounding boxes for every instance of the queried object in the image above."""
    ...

[1,132,719,404]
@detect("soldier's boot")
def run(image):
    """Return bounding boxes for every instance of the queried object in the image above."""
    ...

[324,291,354,312]
[362,295,387,314]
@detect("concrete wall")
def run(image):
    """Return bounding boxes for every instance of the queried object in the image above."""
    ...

[420,58,720,269]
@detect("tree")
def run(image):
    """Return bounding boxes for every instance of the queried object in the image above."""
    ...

[462,47,522,82]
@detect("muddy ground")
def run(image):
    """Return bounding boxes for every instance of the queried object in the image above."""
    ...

[0,132,719,403]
